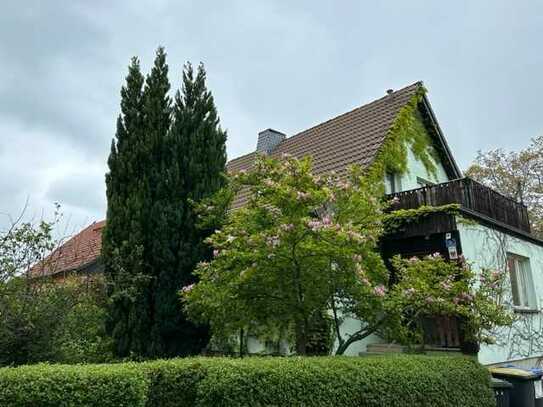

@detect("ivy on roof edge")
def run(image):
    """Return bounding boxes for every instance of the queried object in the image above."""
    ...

[367,86,439,187]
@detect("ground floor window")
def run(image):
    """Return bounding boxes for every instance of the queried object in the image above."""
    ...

[507,253,537,309]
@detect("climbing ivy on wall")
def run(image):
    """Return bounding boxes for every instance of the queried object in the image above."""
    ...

[367,86,440,187]
[383,204,461,234]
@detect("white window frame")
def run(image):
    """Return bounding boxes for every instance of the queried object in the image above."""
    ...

[385,172,402,194]
[507,253,537,310]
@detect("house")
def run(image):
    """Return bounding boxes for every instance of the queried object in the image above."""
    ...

[34,82,543,366]
[30,220,105,282]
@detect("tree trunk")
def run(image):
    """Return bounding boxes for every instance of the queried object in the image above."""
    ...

[334,322,383,356]
[239,328,245,358]
[295,319,308,355]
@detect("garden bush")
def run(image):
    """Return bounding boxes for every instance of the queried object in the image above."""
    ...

[0,355,494,407]
[0,363,149,407]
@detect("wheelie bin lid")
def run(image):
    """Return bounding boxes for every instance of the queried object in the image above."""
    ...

[490,367,542,380]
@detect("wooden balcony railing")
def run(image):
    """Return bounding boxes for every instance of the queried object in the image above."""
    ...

[388,177,531,233]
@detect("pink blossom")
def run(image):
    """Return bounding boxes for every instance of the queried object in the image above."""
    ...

[373,285,387,297]
[440,281,452,291]
[181,284,194,293]
[280,223,294,232]
[321,215,332,225]
[347,230,365,242]
[213,249,220,257]
[307,219,322,231]
[266,236,280,247]
[404,288,416,296]
[490,270,501,280]
[297,191,310,200]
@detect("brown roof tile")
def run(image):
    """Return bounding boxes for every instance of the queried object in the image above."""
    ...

[30,220,105,277]
[227,82,423,208]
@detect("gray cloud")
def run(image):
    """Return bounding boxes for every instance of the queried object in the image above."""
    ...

[1,0,542,229]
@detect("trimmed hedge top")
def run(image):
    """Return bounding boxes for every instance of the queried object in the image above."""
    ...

[0,355,494,407]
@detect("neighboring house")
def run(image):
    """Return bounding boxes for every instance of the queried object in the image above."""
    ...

[30,220,105,282]
[34,82,543,366]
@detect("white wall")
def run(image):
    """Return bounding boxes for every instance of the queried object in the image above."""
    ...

[334,316,384,356]
[457,220,543,365]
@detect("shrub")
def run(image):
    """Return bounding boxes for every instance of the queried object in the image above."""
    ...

[0,363,149,407]
[0,355,494,407]
[0,276,113,366]
[142,359,207,407]
[194,356,494,407]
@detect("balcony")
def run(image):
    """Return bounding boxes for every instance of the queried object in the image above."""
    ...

[388,177,531,234]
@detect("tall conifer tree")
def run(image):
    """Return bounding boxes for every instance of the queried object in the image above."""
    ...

[104,50,226,357]
[153,63,227,356]
[103,48,172,357]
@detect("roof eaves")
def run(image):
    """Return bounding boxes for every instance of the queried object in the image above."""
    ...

[420,94,462,179]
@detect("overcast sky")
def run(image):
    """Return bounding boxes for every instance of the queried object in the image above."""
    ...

[1,1,542,231]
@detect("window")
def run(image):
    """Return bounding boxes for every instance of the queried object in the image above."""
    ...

[385,172,402,194]
[507,253,537,309]
[417,176,435,188]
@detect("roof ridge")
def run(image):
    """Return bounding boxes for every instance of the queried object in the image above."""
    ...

[226,81,422,166]
[284,81,422,143]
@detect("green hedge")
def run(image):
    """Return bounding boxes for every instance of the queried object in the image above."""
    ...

[0,363,148,407]
[0,355,494,407]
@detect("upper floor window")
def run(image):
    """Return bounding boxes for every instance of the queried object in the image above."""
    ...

[507,253,537,309]
[385,172,402,194]
[417,176,435,188]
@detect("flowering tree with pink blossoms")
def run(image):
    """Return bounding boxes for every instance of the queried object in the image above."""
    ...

[182,155,513,355]
[183,155,392,355]
[389,254,513,351]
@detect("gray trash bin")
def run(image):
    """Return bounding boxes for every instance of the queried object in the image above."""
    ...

[492,377,513,407]
[490,367,543,407]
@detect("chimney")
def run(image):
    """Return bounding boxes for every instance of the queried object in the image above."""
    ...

[256,129,286,154]
[386,89,394,95]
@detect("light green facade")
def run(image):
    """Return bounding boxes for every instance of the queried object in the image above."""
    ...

[457,221,543,365]
[384,142,450,193]
[401,146,450,188]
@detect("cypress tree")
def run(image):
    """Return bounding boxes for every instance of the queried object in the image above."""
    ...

[103,48,172,357]
[152,62,227,356]
[104,50,225,357]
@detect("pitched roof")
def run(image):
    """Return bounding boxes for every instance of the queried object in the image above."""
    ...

[227,82,431,208]
[30,220,105,277]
